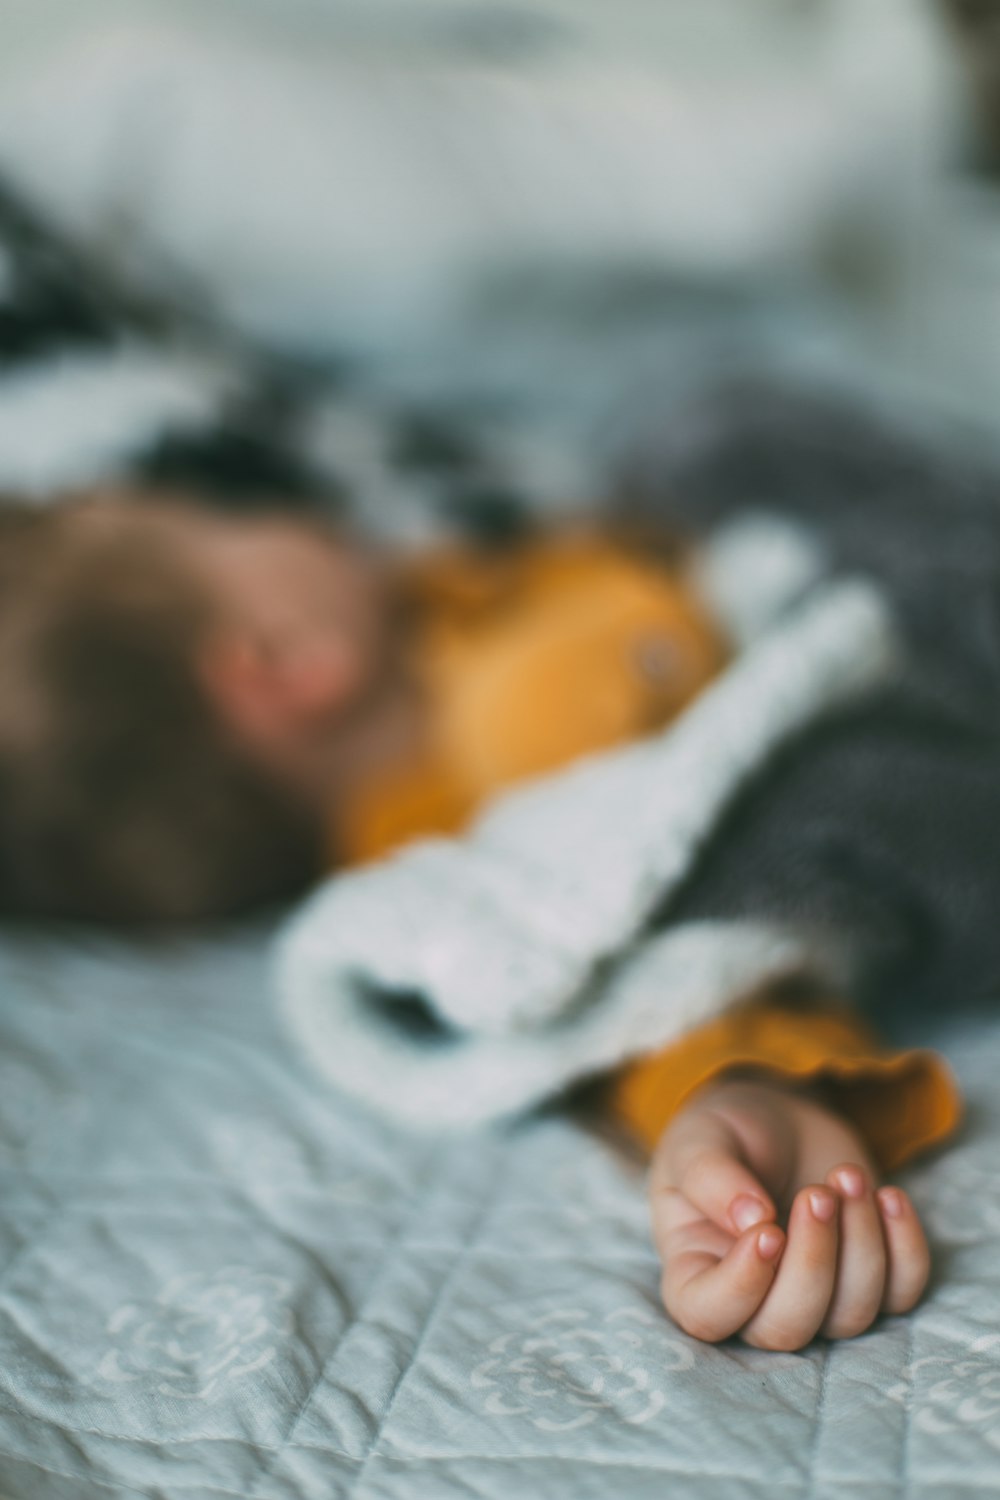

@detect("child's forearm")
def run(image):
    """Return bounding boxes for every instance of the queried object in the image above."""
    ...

[609,991,962,1171]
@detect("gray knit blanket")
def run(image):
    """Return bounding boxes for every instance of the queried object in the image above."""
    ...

[275,521,896,1126]
[278,384,1000,1127]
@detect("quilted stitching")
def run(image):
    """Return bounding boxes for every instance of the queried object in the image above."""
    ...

[0,937,997,1500]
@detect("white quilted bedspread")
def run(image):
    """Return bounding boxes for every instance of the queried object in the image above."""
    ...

[0,928,995,1499]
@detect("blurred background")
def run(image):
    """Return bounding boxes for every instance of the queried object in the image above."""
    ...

[5,12,1000,1495]
[0,0,997,506]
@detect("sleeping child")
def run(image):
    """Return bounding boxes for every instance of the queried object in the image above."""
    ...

[0,490,962,1350]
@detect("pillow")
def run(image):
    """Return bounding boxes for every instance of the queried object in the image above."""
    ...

[0,2,954,358]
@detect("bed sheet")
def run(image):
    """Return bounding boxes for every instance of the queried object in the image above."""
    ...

[0,928,995,1500]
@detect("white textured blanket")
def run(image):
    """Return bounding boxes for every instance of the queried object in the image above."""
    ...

[276,561,897,1128]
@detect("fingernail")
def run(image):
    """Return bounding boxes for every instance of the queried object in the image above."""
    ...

[757,1226,784,1261]
[834,1166,867,1200]
[808,1189,836,1223]
[731,1194,769,1233]
[879,1187,904,1220]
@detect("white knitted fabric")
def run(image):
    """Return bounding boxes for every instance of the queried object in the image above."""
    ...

[275,574,896,1128]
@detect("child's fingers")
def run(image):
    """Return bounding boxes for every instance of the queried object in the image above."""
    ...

[660,1221,786,1344]
[649,1179,723,1262]
[821,1163,887,1339]
[740,1185,840,1351]
[877,1187,931,1314]
[652,1108,777,1238]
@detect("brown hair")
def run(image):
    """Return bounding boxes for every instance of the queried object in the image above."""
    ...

[0,496,323,925]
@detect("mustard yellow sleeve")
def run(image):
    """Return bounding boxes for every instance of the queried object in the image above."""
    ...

[608,998,963,1173]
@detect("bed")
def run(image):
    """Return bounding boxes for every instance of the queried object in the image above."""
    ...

[0,9,998,1495]
[0,925,997,1500]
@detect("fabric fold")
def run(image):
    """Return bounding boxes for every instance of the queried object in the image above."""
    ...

[275,577,897,1128]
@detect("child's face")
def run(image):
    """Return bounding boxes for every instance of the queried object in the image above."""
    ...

[193,511,389,692]
[189,510,400,788]
[92,498,399,799]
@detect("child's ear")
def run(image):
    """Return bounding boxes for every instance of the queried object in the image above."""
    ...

[198,629,358,748]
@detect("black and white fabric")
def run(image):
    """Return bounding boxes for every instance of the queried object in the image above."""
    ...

[0,173,549,546]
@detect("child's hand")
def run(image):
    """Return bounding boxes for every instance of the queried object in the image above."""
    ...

[650,1076,930,1349]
